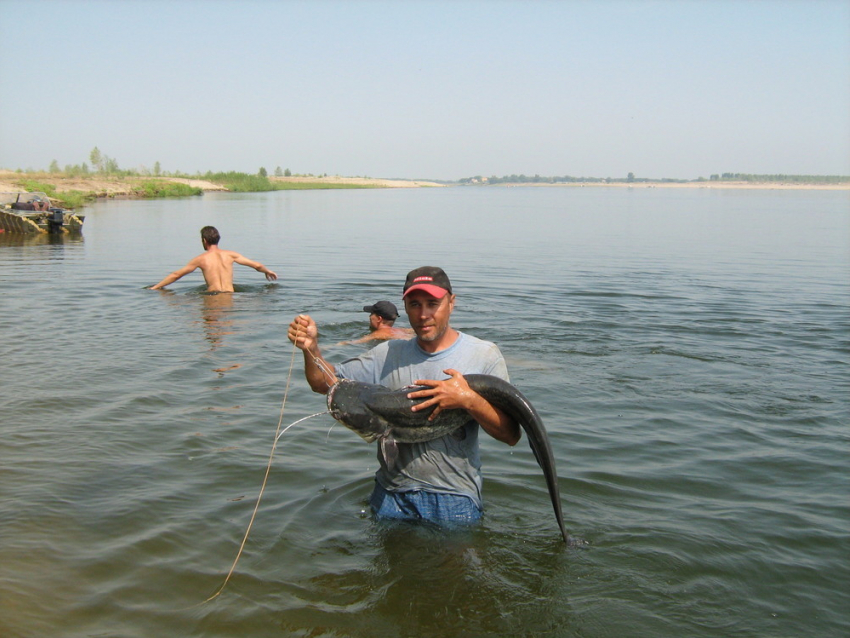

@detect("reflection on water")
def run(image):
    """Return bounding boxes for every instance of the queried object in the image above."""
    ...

[199,292,236,352]
[154,289,245,384]
[0,231,85,247]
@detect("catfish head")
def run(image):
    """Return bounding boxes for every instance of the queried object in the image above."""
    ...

[327,378,394,443]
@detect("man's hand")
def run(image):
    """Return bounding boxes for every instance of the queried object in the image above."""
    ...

[407,368,478,420]
[288,314,337,394]
[407,368,520,445]
[288,314,319,353]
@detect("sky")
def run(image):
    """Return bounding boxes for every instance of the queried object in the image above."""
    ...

[1,0,848,181]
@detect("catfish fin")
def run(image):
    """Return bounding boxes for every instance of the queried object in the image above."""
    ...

[381,436,399,471]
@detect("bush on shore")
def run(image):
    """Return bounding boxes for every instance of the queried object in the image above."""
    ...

[135,180,203,198]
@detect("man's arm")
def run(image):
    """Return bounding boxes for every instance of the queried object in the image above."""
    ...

[407,368,521,446]
[338,328,390,345]
[234,254,277,281]
[150,261,199,289]
[338,334,377,346]
[339,327,414,345]
[288,314,338,393]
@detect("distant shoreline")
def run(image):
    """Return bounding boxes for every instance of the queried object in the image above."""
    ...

[1,170,846,207]
[490,181,850,191]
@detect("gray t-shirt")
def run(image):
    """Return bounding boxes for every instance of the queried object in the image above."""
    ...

[335,331,509,506]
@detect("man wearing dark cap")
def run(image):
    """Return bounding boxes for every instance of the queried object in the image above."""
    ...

[364,300,399,322]
[288,266,519,525]
[340,300,414,345]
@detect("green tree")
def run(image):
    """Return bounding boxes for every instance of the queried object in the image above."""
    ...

[258,167,267,178]
[90,147,103,173]
[284,168,291,177]
[154,161,161,176]
[627,172,635,182]
[49,159,60,173]
[103,156,119,174]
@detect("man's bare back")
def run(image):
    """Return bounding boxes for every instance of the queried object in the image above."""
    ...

[150,226,277,292]
[189,248,263,292]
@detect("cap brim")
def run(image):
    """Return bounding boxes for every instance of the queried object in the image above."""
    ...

[403,284,449,298]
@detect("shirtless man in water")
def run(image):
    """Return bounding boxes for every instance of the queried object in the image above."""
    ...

[339,300,414,344]
[150,226,277,292]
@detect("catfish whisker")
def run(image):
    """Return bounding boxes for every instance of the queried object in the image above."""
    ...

[275,411,328,443]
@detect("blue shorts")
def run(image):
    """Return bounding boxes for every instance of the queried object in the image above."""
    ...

[369,482,482,524]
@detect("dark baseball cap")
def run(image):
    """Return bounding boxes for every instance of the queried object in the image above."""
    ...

[402,266,452,298]
[363,300,399,320]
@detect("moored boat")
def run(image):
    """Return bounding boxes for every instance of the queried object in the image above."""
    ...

[0,191,85,234]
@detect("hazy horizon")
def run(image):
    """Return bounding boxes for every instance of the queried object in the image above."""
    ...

[1,0,848,181]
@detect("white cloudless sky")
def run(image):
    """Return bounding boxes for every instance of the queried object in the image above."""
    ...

[1,0,848,180]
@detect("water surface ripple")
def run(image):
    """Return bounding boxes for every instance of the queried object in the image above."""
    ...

[1,187,848,637]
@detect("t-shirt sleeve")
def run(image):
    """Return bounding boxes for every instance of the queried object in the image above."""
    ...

[479,344,510,382]
[334,342,388,384]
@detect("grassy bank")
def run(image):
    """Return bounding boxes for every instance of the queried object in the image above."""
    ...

[11,177,202,209]
[0,170,387,210]
[15,179,94,209]
[203,171,380,191]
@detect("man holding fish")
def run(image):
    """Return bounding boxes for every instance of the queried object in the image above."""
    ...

[288,266,520,525]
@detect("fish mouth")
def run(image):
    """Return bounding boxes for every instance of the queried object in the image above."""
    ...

[327,378,361,421]
[326,380,345,417]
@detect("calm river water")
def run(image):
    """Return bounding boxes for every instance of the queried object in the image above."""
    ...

[1,186,848,637]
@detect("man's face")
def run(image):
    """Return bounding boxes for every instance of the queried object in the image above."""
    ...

[403,290,454,344]
[368,313,381,331]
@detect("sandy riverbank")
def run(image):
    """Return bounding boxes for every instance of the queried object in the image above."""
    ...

[0,170,444,196]
[0,170,227,196]
[270,175,445,188]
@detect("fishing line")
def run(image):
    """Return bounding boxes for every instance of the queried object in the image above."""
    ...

[311,352,340,443]
[199,326,318,605]
[314,355,338,388]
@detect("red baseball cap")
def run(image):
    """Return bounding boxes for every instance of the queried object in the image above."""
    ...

[402,266,453,298]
